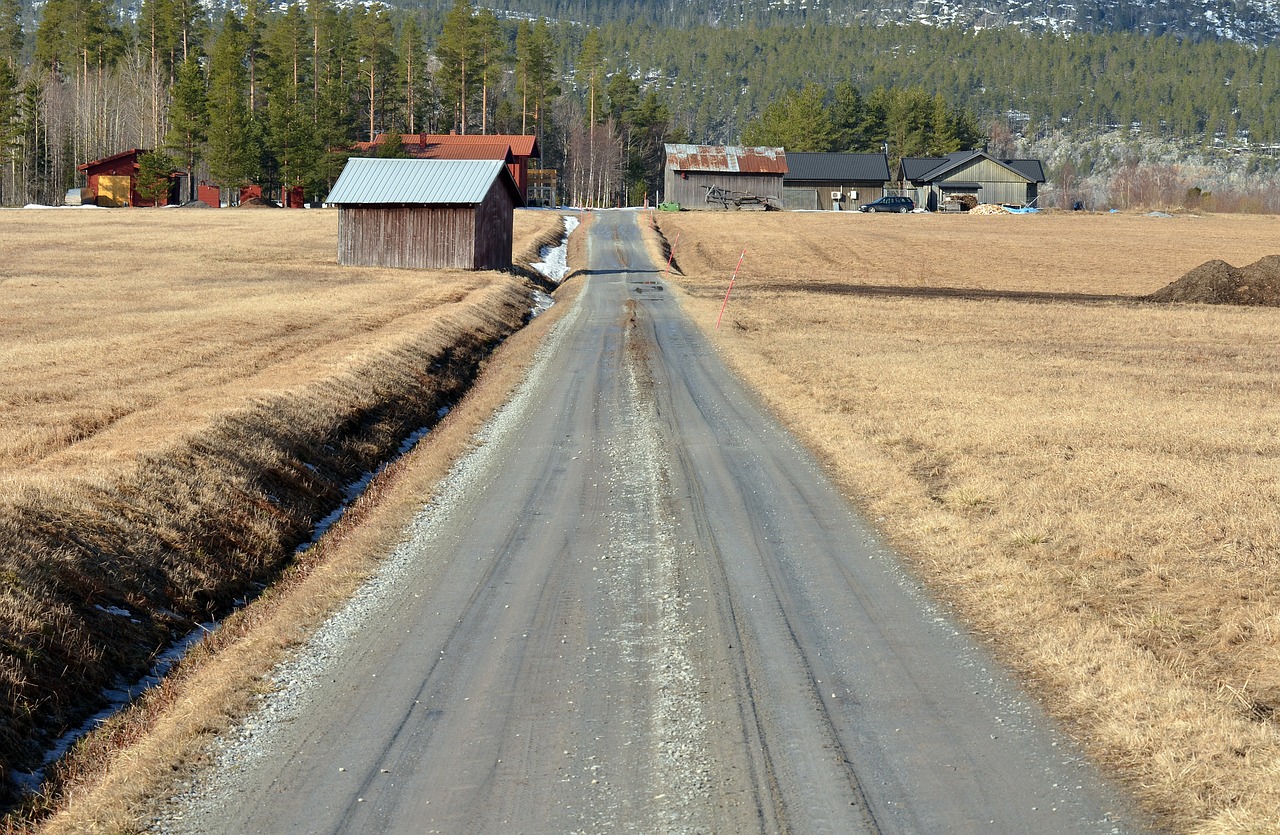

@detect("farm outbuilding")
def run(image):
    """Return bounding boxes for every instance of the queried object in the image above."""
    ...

[897,150,1046,211]
[325,157,524,271]
[782,152,891,210]
[76,149,175,207]
[663,144,787,210]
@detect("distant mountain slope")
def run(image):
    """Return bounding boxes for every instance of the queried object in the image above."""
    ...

[398,0,1280,44]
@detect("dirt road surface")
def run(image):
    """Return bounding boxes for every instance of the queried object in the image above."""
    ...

[168,211,1143,834]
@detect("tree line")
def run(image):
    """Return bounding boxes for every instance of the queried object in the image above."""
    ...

[5,0,1275,208]
[742,82,983,160]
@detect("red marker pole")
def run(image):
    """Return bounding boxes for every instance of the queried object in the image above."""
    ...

[663,232,680,279]
[716,247,747,330]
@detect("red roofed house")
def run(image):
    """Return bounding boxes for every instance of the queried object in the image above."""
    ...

[351,134,540,202]
[77,149,176,207]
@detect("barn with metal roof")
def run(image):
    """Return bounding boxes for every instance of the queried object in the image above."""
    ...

[663,144,787,210]
[350,133,541,202]
[325,158,524,270]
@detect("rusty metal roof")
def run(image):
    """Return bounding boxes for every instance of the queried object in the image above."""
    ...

[664,144,788,175]
[325,158,520,206]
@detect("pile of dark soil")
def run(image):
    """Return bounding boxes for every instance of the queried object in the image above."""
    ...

[238,197,280,208]
[177,200,212,209]
[1148,256,1280,306]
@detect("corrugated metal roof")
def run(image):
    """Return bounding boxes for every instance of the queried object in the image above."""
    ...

[415,143,513,162]
[325,158,508,205]
[420,134,540,157]
[664,144,788,175]
[784,152,890,183]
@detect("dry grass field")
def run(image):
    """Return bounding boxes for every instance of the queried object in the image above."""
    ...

[0,208,559,484]
[0,206,564,813]
[650,210,1280,833]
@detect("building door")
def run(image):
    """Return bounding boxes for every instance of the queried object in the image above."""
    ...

[97,175,132,207]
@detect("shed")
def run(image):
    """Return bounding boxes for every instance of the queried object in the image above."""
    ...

[76,148,175,207]
[325,157,524,270]
[663,144,787,210]
[782,152,891,210]
[897,150,1046,211]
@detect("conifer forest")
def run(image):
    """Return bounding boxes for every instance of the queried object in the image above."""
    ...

[2,0,1280,209]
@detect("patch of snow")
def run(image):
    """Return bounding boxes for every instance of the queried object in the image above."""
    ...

[530,288,555,317]
[530,215,579,284]
[11,620,217,794]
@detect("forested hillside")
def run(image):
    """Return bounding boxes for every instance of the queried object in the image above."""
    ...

[387,0,1280,44]
[1,0,1279,210]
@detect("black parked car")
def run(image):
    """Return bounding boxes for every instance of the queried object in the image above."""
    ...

[858,195,915,213]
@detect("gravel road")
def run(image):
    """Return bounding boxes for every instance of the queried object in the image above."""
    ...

[161,210,1144,834]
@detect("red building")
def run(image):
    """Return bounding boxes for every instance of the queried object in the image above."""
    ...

[77,149,175,207]
[351,133,540,202]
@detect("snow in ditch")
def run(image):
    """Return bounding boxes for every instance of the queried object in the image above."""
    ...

[12,618,217,793]
[528,214,577,319]
[531,215,579,285]
[13,404,457,800]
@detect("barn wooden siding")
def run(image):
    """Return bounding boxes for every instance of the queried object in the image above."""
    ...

[337,178,514,270]
[925,158,1035,208]
[663,171,784,210]
[784,181,886,210]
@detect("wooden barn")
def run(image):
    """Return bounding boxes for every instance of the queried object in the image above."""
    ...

[782,152,891,210]
[897,151,1046,210]
[663,144,787,210]
[76,148,175,207]
[325,157,524,270]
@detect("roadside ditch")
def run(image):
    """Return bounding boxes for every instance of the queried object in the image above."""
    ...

[1,216,581,829]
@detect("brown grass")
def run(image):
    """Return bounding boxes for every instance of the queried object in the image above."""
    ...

[28,243,586,835]
[0,207,563,816]
[651,210,1280,834]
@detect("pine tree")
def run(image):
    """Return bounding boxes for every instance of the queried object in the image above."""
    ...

[242,0,268,113]
[135,150,176,203]
[34,0,119,77]
[309,0,358,190]
[516,19,555,136]
[829,81,866,152]
[741,84,832,151]
[398,16,428,134]
[575,30,605,127]
[165,55,207,202]
[206,11,258,190]
[0,0,22,68]
[263,4,321,198]
[0,58,17,204]
[353,5,396,141]
[624,90,671,203]
[473,10,507,134]
[436,0,480,134]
